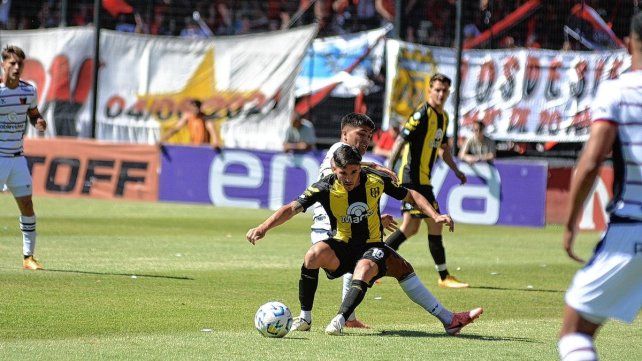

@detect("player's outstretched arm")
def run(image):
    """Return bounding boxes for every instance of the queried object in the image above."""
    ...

[246,201,304,244]
[405,189,454,231]
[564,121,616,263]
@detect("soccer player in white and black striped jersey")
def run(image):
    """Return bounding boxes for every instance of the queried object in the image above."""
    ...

[558,13,642,361]
[0,45,47,270]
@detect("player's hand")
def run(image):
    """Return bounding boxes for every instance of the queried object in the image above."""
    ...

[381,214,398,234]
[371,163,399,183]
[563,225,585,263]
[246,227,266,244]
[434,214,454,232]
[455,170,467,185]
[35,118,47,133]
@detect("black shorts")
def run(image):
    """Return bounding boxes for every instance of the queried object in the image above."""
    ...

[400,184,440,218]
[322,239,393,287]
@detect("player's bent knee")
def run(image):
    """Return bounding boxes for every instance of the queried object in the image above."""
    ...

[353,259,378,281]
[303,244,334,268]
[386,257,414,280]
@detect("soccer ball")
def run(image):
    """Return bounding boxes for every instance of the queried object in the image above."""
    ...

[254,301,292,338]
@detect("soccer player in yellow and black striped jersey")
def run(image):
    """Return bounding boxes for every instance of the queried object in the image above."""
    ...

[386,73,470,289]
[247,145,483,335]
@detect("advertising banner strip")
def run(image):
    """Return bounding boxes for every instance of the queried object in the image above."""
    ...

[4,26,317,150]
[159,146,547,227]
[23,138,159,201]
[384,39,630,142]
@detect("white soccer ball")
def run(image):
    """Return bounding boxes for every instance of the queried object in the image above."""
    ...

[254,301,292,338]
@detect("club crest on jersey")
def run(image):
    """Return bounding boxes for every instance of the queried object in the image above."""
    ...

[370,187,380,198]
[7,112,17,121]
[19,98,26,105]
[341,202,373,224]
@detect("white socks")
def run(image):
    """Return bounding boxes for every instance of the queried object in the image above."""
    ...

[558,333,597,361]
[400,274,453,325]
[342,273,357,321]
[20,215,36,256]
[299,310,312,323]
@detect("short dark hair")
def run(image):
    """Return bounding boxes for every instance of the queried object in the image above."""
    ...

[632,11,642,39]
[340,112,375,131]
[333,145,362,168]
[474,120,485,130]
[2,45,25,61]
[429,73,451,88]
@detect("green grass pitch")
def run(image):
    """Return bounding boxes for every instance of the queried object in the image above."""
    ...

[0,195,640,360]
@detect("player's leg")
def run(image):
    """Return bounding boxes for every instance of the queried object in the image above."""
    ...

[385,249,453,325]
[558,222,642,360]
[385,248,482,334]
[6,157,42,270]
[310,228,366,328]
[293,241,340,330]
[425,217,468,288]
[558,306,601,361]
[385,212,419,250]
[325,257,379,335]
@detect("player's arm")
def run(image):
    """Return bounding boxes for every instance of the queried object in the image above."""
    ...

[387,135,406,169]
[440,141,466,184]
[360,161,398,183]
[27,107,46,132]
[403,189,454,231]
[564,121,616,263]
[246,201,305,244]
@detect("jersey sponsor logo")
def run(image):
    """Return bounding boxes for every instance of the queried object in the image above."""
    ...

[370,187,380,198]
[7,112,17,122]
[341,202,373,224]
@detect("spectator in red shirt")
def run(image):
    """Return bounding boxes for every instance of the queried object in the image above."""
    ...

[372,118,401,158]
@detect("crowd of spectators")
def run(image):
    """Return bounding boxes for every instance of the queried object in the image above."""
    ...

[0,1,636,50]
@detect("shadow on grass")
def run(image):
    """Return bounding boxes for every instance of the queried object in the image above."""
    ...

[42,268,194,280]
[469,285,564,293]
[375,330,538,342]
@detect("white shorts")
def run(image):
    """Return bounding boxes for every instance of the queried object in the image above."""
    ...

[565,221,642,324]
[310,228,331,244]
[0,156,33,197]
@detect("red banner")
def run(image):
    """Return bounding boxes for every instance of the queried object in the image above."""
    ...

[24,138,159,201]
[546,166,613,230]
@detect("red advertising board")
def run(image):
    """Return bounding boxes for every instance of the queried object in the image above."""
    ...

[546,166,613,230]
[23,138,159,201]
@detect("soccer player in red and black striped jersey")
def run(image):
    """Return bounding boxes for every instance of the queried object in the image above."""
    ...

[0,45,47,270]
[386,73,469,288]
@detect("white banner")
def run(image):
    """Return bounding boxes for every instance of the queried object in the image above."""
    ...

[384,39,630,142]
[2,26,317,150]
[295,26,390,98]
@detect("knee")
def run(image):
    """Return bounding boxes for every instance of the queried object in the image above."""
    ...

[303,251,319,268]
[402,223,419,237]
[353,260,377,281]
[390,260,414,280]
